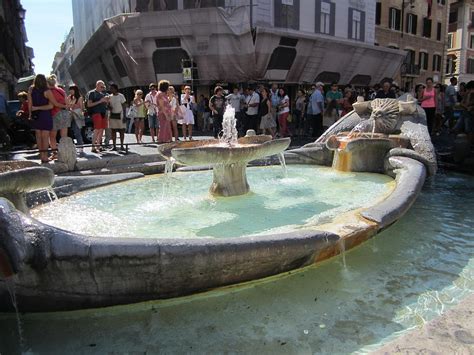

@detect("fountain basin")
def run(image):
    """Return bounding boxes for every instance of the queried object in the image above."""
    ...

[0,159,425,312]
[160,136,291,197]
[0,98,436,312]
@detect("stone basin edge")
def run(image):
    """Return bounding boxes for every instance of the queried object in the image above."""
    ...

[0,156,426,312]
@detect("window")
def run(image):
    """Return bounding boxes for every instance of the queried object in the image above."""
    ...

[315,1,335,35]
[274,0,300,30]
[432,54,441,72]
[267,47,297,70]
[437,22,442,41]
[405,49,416,65]
[406,13,417,35]
[389,7,401,30]
[467,58,474,74]
[419,51,428,70]
[447,33,453,48]
[422,18,432,38]
[110,47,128,78]
[183,0,224,8]
[349,8,365,41]
[376,2,381,25]
[153,48,190,74]
[449,10,457,24]
[446,55,456,74]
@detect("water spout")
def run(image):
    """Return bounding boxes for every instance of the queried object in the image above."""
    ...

[278,152,288,177]
[6,278,25,350]
[338,239,347,269]
[165,157,176,177]
[220,105,238,146]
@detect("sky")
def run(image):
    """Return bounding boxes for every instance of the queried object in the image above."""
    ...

[22,0,73,75]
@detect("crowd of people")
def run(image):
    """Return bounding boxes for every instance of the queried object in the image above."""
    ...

[1,74,473,162]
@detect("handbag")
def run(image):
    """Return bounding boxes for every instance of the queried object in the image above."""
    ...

[127,106,137,119]
[110,112,121,120]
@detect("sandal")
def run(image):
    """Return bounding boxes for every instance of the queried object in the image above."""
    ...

[48,152,58,161]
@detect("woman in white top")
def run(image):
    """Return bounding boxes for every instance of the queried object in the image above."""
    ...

[179,86,195,140]
[277,87,291,137]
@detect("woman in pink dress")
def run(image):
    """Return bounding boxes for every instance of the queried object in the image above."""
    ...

[157,80,172,143]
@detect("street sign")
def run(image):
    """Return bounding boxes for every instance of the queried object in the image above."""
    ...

[183,68,192,81]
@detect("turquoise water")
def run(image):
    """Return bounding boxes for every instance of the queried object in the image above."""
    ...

[1,172,472,354]
[32,166,394,239]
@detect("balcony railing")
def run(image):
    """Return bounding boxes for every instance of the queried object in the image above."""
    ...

[401,63,420,77]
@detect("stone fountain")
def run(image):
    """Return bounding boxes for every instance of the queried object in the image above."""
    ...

[159,106,291,196]
[0,97,437,312]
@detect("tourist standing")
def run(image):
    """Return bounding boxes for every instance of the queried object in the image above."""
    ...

[277,87,291,137]
[108,84,127,151]
[132,89,146,143]
[434,84,445,135]
[47,75,70,160]
[376,81,396,99]
[156,80,172,143]
[444,77,458,129]
[340,89,354,117]
[420,77,437,135]
[293,89,306,137]
[145,83,159,143]
[87,80,109,153]
[259,87,276,138]
[27,74,53,163]
[325,82,342,126]
[168,86,180,142]
[179,86,195,140]
[309,82,325,137]
[209,86,225,138]
[244,86,260,134]
[66,85,85,153]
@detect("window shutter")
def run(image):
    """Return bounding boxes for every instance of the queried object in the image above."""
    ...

[348,8,353,39]
[330,2,336,35]
[360,11,365,41]
[315,0,321,33]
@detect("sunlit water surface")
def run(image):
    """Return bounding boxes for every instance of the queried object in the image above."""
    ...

[0,171,473,354]
[31,166,394,238]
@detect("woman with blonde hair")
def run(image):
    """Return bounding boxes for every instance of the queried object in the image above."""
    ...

[168,86,180,142]
[132,89,146,143]
[46,74,70,159]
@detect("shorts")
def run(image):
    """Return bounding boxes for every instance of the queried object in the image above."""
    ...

[92,113,108,130]
[148,114,159,129]
[52,109,71,131]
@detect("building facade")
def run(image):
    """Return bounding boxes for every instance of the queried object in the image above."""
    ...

[0,0,34,99]
[69,0,406,93]
[446,0,474,84]
[52,28,75,87]
[375,0,449,90]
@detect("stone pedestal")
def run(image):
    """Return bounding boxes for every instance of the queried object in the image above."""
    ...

[210,162,249,196]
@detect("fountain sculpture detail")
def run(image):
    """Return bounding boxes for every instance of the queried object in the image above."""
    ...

[159,106,291,196]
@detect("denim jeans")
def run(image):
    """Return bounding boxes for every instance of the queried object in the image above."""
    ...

[71,118,84,145]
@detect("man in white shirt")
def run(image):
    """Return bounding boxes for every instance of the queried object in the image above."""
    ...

[108,84,127,151]
[145,83,159,142]
[244,86,260,134]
